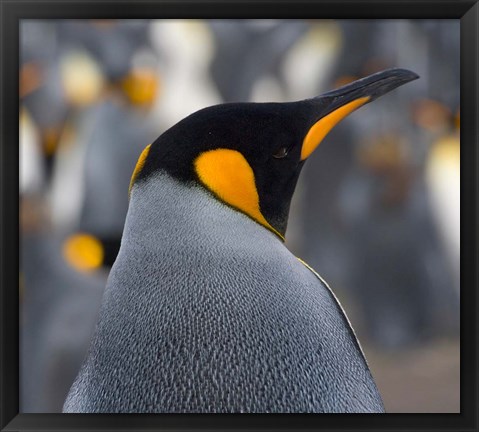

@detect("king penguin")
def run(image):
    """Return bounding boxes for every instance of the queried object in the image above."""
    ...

[64,68,418,413]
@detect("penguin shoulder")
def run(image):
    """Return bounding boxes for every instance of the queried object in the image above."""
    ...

[292,255,369,365]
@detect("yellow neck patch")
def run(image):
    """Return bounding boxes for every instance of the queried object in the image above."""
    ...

[62,233,104,272]
[301,96,370,160]
[194,149,284,240]
[129,144,151,197]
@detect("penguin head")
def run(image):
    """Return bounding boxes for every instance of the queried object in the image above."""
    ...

[131,68,418,240]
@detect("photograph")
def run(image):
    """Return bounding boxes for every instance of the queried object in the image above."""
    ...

[18,18,460,414]
[1,2,477,431]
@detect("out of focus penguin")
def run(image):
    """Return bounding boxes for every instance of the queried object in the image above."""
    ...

[20,230,106,412]
[64,68,418,413]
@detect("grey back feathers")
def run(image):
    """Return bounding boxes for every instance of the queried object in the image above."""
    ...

[64,173,384,413]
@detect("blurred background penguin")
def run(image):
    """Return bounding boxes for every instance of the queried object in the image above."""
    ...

[20,19,459,413]
[20,19,159,412]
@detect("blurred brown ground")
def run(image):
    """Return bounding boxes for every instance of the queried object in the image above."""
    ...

[364,339,460,413]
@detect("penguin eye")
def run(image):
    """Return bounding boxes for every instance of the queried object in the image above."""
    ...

[273,146,289,159]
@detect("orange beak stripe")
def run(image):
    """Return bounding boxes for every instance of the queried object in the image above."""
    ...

[301,96,370,161]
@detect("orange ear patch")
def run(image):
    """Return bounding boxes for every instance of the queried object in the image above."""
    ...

[194,149,283,240]
[129,144,151,197]
[63,233,104,272]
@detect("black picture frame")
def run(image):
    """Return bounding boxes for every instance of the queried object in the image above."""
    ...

[1,1,477,431]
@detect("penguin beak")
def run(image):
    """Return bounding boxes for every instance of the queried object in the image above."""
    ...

[301,68,419,160]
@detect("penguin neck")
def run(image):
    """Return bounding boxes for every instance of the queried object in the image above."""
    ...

[124,172,284,253]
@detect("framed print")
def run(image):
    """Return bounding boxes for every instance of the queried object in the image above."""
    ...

[1,1,477,431]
